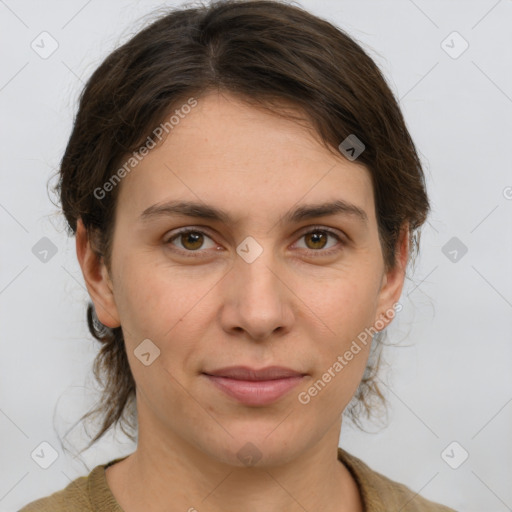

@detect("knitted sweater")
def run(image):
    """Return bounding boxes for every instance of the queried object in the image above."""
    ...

[19,447,457,511]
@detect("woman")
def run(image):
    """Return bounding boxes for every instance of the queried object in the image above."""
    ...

[20,0,457,510]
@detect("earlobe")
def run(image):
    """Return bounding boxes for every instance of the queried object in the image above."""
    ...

[75,218,121,329]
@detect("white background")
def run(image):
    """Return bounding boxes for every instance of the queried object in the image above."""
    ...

[1,1,511,511]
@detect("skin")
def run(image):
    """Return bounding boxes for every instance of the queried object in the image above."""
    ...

[76,91,408,512]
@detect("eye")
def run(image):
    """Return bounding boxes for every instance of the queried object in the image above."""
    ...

[164,226,345,257]
[165,229,217,255]
[294,227,344,255]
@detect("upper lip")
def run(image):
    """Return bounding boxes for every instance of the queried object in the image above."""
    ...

[204,366,306,381]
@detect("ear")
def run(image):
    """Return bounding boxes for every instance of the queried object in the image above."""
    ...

[75,218,121,328]
[374,224,409,330]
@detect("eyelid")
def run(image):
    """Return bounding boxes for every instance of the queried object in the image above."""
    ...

[292,225,346,255]
[164,226,220,257]
[164,224,346,256]
[164,226,219,243]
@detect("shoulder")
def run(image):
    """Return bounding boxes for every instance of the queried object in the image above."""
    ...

[338,447,458,512]
[18,457,126,512]
[18,473,90,511]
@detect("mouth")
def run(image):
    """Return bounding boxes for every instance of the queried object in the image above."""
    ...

[202,366,307,406]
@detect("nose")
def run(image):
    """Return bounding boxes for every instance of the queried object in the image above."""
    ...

[219,250,295,342]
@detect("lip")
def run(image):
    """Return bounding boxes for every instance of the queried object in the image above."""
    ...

[204,365,305,380]
[203,366,306,406]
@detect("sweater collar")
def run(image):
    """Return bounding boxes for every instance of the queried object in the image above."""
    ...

[90,447,385,512]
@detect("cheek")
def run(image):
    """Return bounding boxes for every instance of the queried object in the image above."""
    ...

[113,254,214,339]
[300,271,379,402]
[117,270,204,409]
[308,269,381,339]
[113,260,215,385]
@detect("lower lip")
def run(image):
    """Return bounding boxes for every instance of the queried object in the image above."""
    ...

[204,374,304,406]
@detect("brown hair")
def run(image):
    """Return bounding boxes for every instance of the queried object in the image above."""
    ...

[54,0,429,453]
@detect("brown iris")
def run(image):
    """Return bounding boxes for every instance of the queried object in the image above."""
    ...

[304,230,328,250]
[180,231,204,250]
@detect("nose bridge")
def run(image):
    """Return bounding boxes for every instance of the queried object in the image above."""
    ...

[235,239,283,305]
[223,237,293,338]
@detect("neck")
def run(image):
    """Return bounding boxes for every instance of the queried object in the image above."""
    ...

[105,412,363,512]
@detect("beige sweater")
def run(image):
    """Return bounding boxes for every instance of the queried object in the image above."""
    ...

[19,447,457,511]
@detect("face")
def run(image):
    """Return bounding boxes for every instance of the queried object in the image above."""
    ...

[78,91,407,468]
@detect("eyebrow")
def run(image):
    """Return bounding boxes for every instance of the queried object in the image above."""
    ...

[139,199,368,225]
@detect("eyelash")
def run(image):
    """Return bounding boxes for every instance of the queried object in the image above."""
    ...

[164,226,345,258]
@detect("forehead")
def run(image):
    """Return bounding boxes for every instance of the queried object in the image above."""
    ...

[115,91,375,226]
